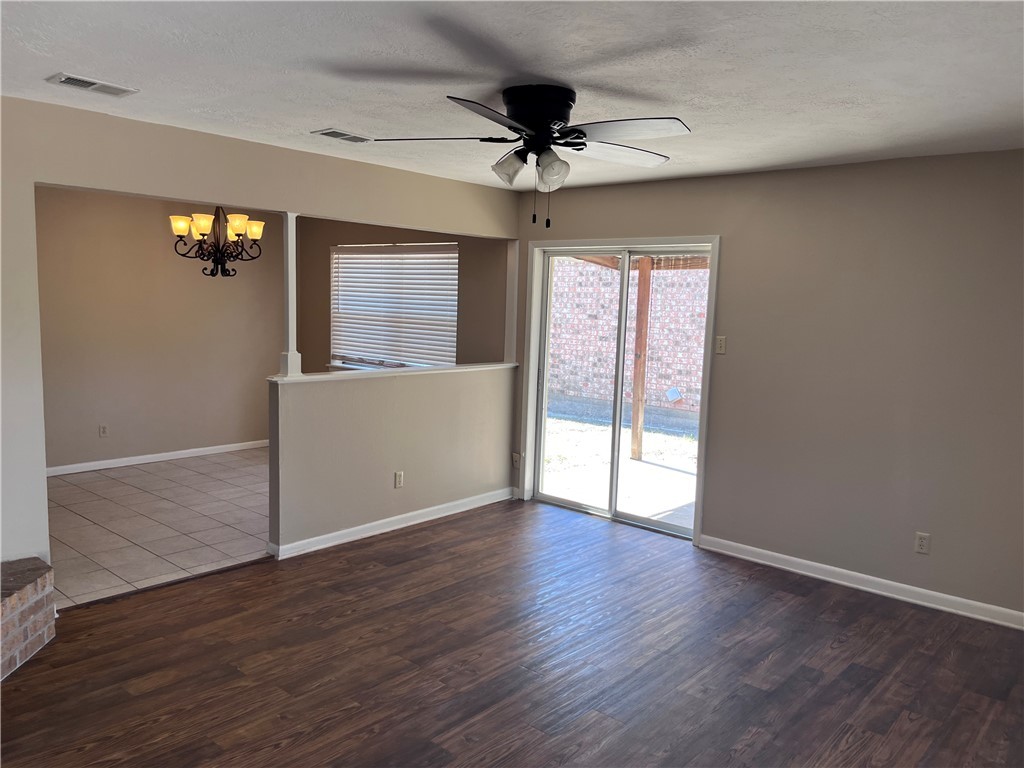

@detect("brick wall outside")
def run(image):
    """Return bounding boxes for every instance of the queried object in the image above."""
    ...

[1,558,56,680]
[547,258,709,416]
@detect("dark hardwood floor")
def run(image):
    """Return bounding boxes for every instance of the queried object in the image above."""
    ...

[2,501,1021,767]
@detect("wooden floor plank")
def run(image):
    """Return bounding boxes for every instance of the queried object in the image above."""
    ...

[2,500,1021,767]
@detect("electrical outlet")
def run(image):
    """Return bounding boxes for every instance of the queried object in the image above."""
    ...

[394,471,404,489]
[98,424,109,438]
[914,532,931,555]
[715,336,727,355]
[511,453,521,469]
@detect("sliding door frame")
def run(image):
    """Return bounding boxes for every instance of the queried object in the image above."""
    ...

[519,236,720,545]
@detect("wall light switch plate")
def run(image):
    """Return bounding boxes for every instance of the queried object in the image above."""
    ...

[394,471,404,489]
[98,424,109,438]
[715,336,727,355]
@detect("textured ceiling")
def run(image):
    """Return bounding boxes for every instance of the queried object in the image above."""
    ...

[2,2,1022,189]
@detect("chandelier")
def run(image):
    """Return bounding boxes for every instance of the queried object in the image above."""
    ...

[169,206,264,277]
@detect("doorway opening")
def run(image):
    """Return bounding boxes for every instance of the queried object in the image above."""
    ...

[35,186,280,606]
[528,239,718,539]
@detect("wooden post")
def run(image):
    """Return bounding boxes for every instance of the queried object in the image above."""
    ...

[631,257,653,460]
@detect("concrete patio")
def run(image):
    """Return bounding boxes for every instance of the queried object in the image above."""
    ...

[539,417,698,531]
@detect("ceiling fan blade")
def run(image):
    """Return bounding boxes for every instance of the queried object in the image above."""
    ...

[566,118,690,143]
[372,136,518,143]
[448,96,533,136]
[571,141,670,168]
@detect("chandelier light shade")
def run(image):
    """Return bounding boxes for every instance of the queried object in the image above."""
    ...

[191,213,215,236]
[169,206,264,277]
[169,216,192,237]
[226,213,249,234]
[246,220,266,240]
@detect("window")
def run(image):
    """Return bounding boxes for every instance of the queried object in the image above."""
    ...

[330,243,458,368]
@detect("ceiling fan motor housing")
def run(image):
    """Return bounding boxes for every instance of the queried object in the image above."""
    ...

[503,85,577,135]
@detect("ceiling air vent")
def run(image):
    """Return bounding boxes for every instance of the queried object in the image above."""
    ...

[45,72,138,97]
[311,128,373,143]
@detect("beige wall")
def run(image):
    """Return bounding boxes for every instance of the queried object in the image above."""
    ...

[272,365,514,546]
[4,95,1021,619]
[1,97,517,562]
[296,219,509,373]
[35,187,283,467]
[515,150,1024,611]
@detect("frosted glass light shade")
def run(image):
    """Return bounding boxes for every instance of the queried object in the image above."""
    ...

[191,213,215,235]
[169,216,192,236]
[226,228,239,242]
[491,152,526,187]
[246,220,265,241]
[190,221,202,239]
[537,149,570,190]
[226,213,249,235]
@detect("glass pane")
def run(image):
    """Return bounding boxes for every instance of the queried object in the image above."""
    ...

[615,251,711,533]
[538,253,623,511]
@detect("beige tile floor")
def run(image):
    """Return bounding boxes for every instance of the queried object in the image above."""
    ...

[47,448,270,608]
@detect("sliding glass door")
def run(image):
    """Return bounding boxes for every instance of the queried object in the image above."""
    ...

[535,252,624,512]
[534,244,715,537]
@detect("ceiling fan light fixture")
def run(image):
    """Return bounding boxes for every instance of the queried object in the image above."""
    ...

[536,149,570,191]
[361,84,687,189]
[491,151,527,187]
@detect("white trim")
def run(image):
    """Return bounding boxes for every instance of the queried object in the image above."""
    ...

[691,237,720,546]
[268,488,514,559]
[47,440,269,476]
[699,535,1024,630]
[516,240,543,500]
[279,211,303,377]
[606,249,632,513]
[270,362,516,385]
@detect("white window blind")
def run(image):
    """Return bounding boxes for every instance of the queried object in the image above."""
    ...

[330,243,459,367]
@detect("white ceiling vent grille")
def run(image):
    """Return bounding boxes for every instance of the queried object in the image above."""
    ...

[311,128,373,143]
[45,72,138,97]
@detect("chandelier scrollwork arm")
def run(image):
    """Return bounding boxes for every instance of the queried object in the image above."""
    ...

[231,241,262,262]
[202,262,237,278]
[173,237,204,259]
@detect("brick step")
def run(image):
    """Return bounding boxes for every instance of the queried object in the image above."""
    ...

[1,557,55,680]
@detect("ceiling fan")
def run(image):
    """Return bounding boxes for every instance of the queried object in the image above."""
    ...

[362,84,690,193]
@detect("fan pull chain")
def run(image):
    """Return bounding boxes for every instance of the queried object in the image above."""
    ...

[532,178,538,224]
[546,189,552,228]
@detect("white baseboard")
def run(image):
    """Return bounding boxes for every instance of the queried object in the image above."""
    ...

[698,536,1023,630]
[47,440,270,477]
[268,488,514,560]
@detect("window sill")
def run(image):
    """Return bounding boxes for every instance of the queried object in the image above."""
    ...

[328,360,431,372]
